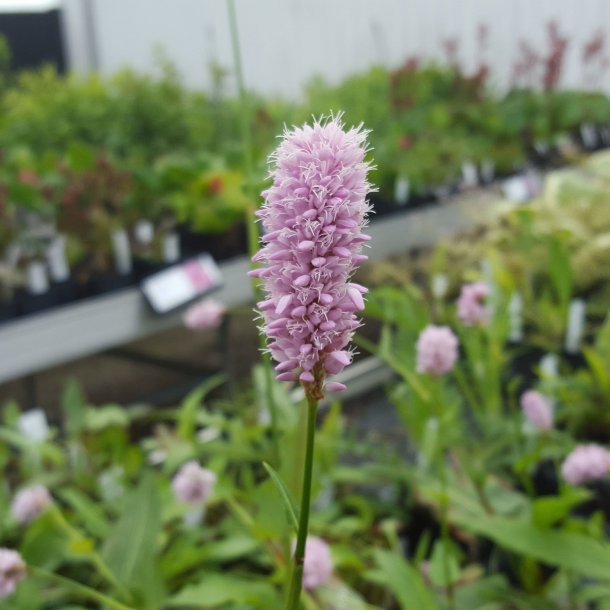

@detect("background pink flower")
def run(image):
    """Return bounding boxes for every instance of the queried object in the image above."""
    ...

[561,444,610,485]
[0,549,26,599]
[172,461,217,505]
[416,325,459,376]
[301,536,333,590]
[520,390,553,431]
[183,299,225,330]
[11,485,51,525]
[457,281,490,326]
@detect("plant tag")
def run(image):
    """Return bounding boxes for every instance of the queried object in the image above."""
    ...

[580,123,598,150]
[431,273,448,299]
[18,409,49,442]
[461,161,479,188]
[565,298,586,354]
[183,506,205,528]
[502,170,541,203]
[46,235,70,282]
[393,175,410,205]
[508,292,523,342]
[112,229,132,275]
[140,253,222,315]
[533,140,549,156]
[539,353,558,378]
[480,159,495,184]
[135,220,154,245]
[26,261,49,295]
[98,467,125,502]
[163,232,180,263]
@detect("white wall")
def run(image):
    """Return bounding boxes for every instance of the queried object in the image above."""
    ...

[60,0,610,97]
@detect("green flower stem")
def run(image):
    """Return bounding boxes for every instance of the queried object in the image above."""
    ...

[49,506,132,603]
[227,0,281,467]
[430,382,455,610]
[438,457,455,610]
[284,394,318,610]
[29,566,136,610]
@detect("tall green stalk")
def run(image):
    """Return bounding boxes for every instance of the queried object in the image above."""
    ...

[431,382,455,610]
[284,395,318,610]
[226,0,280,465]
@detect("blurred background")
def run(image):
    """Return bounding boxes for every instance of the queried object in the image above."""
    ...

[1,0,609,412]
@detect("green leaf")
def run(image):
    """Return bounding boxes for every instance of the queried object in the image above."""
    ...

[61,379,86,437]
[366,549,439,610]
[453,513,610,581]
[532,488,591,527]
[56,488,111,539]
[160,534,260,579]
[316,582,382,609]
[177,374,227,440]
[20,511,67,569]
[166,573,281,608]
[102,473,163,608]
[428,539,461,587]
[583,346,610,393]
[84,405,129,431]
[547,237,572,311]
[262,461,299,533]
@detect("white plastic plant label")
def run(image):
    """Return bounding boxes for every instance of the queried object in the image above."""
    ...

[580,123,598,150]
[461,161,479,188]
[135,220,154,245]
[431,273,448,299]
[18,409,49,443]
[393,175,410,205]
[539,353,559,378]
[480,160,495,184]
[502,171,541,203]
[46,235,70,282]
[565,298,586,354]
[26,261,50,295]
[163,232,181,263]
[140,253,222,314]
[112,228,132,275]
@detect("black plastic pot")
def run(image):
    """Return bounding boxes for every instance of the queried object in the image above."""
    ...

[132,258,169,282]
[178,222,248,262]
[19,289,58,316]
[53,279,80,306]
[0,298,19,325]
[88,272,134,296]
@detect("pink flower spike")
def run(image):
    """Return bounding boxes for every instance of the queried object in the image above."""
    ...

[416,325,459,376]
[561,444,610,486]
[457,281,491,326]
[183,299,225,330]
[11,485,51,525]
[521,390,553,431]
[0,549,26,599]
[251,116,373,399]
